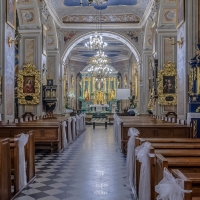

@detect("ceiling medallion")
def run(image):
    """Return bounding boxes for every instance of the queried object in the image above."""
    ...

[86,0,108,5]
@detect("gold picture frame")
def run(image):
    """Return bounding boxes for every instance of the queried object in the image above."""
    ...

[157,62,177,106]
[42,25,47,56]
[6,0,16,30]
[177,0,185,29]
[18,63,40,104]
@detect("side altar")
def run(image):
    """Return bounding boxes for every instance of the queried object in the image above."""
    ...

[78,71,119,113]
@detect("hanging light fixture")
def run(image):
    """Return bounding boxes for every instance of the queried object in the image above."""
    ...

[88,50,110,66]
[86,50,113,78]
[85,3,107,50]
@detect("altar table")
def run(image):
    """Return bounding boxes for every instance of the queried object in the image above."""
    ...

[89,104,109,112]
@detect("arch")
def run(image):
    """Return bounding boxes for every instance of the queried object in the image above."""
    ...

[61,31,141,64]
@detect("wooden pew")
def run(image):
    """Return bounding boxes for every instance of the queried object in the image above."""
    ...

[0,138,11,200]
[171,169,200,200]
[135,138,200,199]
[121,120,191,153]
[0,124,61,153]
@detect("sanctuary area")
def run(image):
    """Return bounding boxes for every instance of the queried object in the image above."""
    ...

[0,0,200,200]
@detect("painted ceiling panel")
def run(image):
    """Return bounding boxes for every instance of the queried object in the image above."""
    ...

[64,0,137,10]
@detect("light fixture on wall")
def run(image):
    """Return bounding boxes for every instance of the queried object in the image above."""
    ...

[8,31,22,47]
[169,37,183,48]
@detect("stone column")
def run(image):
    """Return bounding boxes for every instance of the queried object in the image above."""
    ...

[18,30,43,117]
[0,0,15,121]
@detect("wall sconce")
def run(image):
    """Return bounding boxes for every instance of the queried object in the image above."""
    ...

[169,37,183,48]
[8,33,21,47]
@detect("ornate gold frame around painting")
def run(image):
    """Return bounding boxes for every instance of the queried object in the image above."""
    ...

[18,63,40,104]
[157,62,177,106]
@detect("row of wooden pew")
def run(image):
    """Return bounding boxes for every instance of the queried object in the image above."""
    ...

[0,114,86,153]
[119,114,200,199]
[0,131,35,200]
[0,114,86,199]
[113,115,192,154]
[130,136,200,200]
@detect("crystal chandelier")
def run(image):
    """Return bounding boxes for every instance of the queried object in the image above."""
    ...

[88,50,110,66]
[85,2,107,50]
[87,64,113,79]
[85,32,107,50]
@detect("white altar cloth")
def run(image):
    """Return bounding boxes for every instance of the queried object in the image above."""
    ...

[89,104,109,108]
[89,104,109,112]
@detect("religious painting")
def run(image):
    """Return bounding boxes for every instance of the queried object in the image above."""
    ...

[64,31,76,44]
[163,76,176,94]
[43,25,47,56]
[157,62,177,106]
[6,0,16,29]
[18,63,40,104]
[177,0,185,29]
[47,79,53,86]
[23,76,35,93]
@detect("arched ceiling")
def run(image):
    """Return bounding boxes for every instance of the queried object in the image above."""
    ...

[69,36,132,64]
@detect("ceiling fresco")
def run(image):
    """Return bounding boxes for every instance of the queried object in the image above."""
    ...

[64,0,137,10]
[48,0,153,24]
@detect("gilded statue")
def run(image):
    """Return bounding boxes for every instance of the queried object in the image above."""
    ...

[124,75,128,88]
[109,89,115,100]
[84,89,90,101]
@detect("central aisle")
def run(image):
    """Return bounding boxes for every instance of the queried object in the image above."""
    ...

[15,126,135,200]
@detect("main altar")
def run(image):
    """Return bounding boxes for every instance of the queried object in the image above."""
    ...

[78,72,119,113]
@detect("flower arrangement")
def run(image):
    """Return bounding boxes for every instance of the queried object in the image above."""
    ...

[78,96,86,102]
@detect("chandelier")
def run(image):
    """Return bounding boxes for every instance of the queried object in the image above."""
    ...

[87,64,113,79]
[84,1,107,50]
[88,50,110,66]
[85,32,107,50]
[86,50,113,78]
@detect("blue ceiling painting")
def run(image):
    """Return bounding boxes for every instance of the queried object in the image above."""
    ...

[64,0,137,10]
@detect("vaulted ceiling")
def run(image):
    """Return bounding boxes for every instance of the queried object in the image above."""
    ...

[68,36,132,73]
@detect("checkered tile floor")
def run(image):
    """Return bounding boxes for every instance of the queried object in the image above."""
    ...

[14,126,135,200]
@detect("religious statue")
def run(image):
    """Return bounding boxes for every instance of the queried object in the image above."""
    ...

[84,89,90,101]
[124,74,128,88]
[71,75,74,89]
[109,89,115,100]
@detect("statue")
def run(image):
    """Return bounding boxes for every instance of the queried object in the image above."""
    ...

[109,89,115,100]
[124,75,128,88]
[71,75,74,88]
[84,89,90,101]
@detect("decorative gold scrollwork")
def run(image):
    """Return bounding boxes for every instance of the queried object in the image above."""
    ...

[193,120,197,138]
[196,106,200,113]
[18,63,40,104]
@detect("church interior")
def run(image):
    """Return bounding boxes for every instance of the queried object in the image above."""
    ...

[0,0,200,199]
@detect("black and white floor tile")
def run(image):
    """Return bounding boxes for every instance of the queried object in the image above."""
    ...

[14,126,135,200]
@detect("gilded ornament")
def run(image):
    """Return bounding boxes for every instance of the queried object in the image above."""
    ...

[17,63,40,104]
[157,62,177,106]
